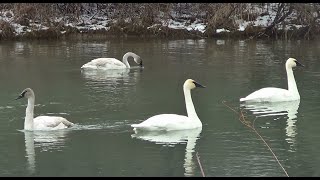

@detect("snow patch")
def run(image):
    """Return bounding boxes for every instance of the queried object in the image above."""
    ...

[0,4,313,37]
[216,28,230,33]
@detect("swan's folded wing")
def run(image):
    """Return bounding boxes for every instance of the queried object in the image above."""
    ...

[132,114,189,130]
[92,58,125,69]
[82,58,126,70]
[34,116,74,128]
[242,87,291,101]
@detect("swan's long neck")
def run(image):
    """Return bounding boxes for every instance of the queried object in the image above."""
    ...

[286,66,299,97]
[122,53,132,68]
[24,96,35,130]
[183,88,201,124]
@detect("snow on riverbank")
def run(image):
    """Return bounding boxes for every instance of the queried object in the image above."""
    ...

[0,3,307,38]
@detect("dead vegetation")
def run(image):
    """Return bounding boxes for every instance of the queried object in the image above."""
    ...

[0,20,15,39]
[1,3,320,40]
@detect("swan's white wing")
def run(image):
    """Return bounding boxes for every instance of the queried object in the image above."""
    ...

[240,87,291,102]
[33,116,74,130]
[81,58,126,70]
[132,114,191,131]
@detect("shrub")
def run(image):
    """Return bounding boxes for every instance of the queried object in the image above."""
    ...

[0,20,15,39]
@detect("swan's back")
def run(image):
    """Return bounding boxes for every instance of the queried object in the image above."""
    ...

[81,58,126,70]
[240,87,293,102]
[33,116,74,130]
[131,114,198,131]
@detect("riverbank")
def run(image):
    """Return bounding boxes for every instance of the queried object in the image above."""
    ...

[1,3,320,40]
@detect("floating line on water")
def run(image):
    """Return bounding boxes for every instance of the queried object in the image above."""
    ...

[222,100,289,177]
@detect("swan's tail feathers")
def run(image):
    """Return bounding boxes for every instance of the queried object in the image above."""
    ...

[81,64,91,70]
[240,97,247,102]
[131,124,144,129]
[61,119,74,127]
[131,124,150,132]
[81,62,89,68]
[240,96,258,102]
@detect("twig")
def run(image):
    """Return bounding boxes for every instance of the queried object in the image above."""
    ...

[222,100,289,177]
[89,10,99,20]
[196,152,206,177]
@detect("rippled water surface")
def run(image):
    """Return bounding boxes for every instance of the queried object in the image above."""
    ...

[0,38,320,176]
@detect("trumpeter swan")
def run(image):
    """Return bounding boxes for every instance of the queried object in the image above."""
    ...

[81,52,143,70]
[131,79,205,132]
[240,58,304,102]
[16,88,74,131]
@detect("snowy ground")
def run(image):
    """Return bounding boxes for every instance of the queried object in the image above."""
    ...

[0,4,306,37]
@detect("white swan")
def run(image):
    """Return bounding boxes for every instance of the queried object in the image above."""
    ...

[81,52,143,70]
[131,79,205,132]
[16,88,74,131]
[240,58,304,102]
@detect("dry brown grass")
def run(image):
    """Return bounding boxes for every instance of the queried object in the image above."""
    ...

[0,20,15,39]
[1,3,320,40]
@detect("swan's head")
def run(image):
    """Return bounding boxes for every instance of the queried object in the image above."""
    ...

[184,79,206,90]
[133,55,143,68]
[15,88,34,100]
[286,58,304,68]
[125,52,143,68]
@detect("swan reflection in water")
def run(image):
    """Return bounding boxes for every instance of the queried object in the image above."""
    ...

[240,100,300,152]
[131,127,202,177]
[81,68,143,93]
[22,130,70,174]
[81,68,130,81]
[81,67,143,82]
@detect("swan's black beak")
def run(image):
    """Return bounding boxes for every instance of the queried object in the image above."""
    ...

[15,95,23,100]
[139,61,143,68]
[194,81,206,88]
[296,60,304,67]
[15,90,26,100]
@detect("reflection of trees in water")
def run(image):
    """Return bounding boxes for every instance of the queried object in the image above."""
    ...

[241,100,300,152]
[23,130,69,175]
[131,127,202,177]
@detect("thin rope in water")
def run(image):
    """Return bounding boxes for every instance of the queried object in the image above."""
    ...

[222,100,289,177]
[196,152,206,177]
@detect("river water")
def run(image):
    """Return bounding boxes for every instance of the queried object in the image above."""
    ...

[0,38,319,177]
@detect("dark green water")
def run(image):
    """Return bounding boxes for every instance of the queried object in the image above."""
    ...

[0,38,319,177]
